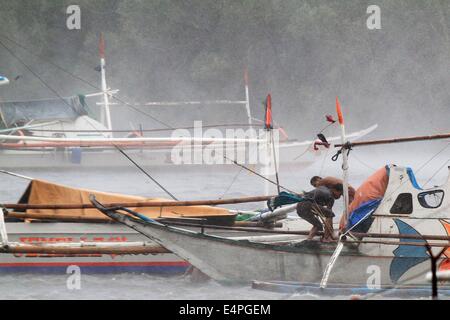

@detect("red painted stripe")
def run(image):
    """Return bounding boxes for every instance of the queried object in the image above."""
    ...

[0,261,190,267]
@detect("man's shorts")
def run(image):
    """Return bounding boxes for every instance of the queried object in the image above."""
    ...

[296,201,335,230]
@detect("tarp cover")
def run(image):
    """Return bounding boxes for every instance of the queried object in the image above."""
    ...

[339,166,389,229]
[267,191,305,210]
[0,95,88,127]
[19,179,233,220]
[346,199,382,232]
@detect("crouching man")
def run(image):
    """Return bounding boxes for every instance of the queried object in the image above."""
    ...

[296,184,343,242]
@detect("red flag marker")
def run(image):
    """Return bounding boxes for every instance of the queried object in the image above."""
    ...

[264,94,273,130]
[336,97,344,125]
[325,114,336,124]
[99,33,105,59]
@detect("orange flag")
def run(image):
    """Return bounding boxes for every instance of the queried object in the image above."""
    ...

[336,96,344,125]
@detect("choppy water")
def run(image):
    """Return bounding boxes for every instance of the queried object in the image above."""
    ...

[0,145,448,300]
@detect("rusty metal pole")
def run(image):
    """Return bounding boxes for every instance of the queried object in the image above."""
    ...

[426,245,447,300]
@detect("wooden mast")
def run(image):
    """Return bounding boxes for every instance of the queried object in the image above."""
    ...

[99,33,112,133]
[244,68,253,131]
[336,97,350,224]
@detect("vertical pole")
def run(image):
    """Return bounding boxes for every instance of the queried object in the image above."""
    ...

[336,97,349,225]
[0,208,9,246]
[271,130,281,194]
[244,68,253,131]
[99,34,112,133]
[426,245,446,300]
[431,253,438,300]
[320,97,349,289]
[264,130,271,196]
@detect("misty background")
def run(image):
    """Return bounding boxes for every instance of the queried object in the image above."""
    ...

[0,0,449,140]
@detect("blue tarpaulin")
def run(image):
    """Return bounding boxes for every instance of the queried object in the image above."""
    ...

[346,198,382,232]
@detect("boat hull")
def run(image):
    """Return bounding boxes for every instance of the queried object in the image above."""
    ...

[1,222,188,274]
[108,215,445,288]
[0,145,316,168]
[0,221,285,274]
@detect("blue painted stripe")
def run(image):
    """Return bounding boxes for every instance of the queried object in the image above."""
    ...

[0,265,188,274]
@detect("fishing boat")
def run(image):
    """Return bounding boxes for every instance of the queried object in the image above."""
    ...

[0,35,377,168]
[88,100,450,293]
[0,170,306,273]
[89,163,450,286]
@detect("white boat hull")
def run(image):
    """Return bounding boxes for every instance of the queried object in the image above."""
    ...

[0,222,187,274]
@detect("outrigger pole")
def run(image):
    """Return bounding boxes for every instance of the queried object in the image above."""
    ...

[336,132,450,148]
[2,194,275,210]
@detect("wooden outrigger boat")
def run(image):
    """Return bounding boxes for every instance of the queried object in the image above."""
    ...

[87,98,450,295]
[0,35,377,168]
[89,163,450,287]
[89,164,450,296]
[0,171,306,273]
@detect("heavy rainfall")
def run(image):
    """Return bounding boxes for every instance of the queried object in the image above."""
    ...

[0,1,449,301]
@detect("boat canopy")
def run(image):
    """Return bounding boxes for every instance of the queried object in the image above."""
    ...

[0,95,91,128]
[16,179,233,221]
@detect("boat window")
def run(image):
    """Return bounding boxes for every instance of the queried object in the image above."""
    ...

[417,190,444,209]
[390,193,413,214]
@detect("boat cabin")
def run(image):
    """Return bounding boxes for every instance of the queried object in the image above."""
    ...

[0,95,108,139]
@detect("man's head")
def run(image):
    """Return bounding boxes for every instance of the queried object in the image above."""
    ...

[310,176,322,187]
[329,183,343,199]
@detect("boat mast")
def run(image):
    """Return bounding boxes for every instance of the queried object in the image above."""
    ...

[336,97,350,224]
[99,33,112,133]
[263,94,280,195]
[244,68,253,131]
